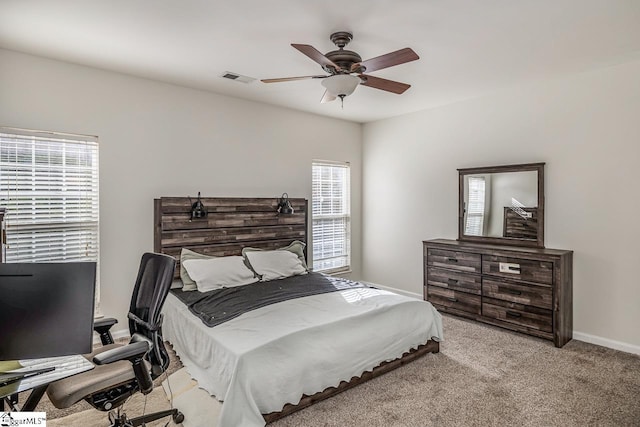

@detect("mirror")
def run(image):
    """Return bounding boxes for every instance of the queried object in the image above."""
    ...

[458,163,544,248]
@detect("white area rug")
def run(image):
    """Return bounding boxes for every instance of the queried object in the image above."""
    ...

[162,368,221,427]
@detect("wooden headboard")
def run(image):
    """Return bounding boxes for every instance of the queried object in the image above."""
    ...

[154,197,308,279]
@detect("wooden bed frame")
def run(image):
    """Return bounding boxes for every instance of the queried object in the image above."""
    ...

[153,196,439,423]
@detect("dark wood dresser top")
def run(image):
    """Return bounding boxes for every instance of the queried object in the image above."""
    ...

[424,238,572,257]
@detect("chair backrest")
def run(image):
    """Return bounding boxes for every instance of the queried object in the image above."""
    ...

[127,252,176,377]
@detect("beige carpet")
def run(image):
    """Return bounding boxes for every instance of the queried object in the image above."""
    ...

[40,315,640,426]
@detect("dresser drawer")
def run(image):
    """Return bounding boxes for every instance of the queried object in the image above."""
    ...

[427,286,481,315]
[424,239,572,347]
[482,279,552,309]
[427,267,481,295]
[482,255,553,285]
[482,299,552,333]
[427,248,481,273]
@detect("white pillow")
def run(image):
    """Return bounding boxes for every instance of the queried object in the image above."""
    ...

[244,250,308,282]
[182,256,258,292]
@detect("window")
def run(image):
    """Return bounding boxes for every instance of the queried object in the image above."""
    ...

[0,128,100,306]
[464,176,486,236]
[312,161,350,273]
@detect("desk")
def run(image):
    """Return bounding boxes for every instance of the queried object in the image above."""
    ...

[0,354,93,411]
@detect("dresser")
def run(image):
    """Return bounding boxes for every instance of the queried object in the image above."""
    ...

[423,239,573,347]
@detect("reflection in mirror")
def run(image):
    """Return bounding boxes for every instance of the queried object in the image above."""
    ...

[459,162,544,248]
[463,171,538,239]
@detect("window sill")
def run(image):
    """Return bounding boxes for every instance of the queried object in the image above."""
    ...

[314,268,352,276]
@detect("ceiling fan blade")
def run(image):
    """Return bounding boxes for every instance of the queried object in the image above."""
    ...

[320,90,337,103]
[261,75,326,83]
[292,44,342,71]
[355,48,419,73]
[359,74,411,94]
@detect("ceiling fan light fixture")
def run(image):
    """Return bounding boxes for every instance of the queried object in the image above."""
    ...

[321,74,361,97]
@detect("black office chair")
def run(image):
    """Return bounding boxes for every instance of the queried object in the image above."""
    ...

[47,252,184,427]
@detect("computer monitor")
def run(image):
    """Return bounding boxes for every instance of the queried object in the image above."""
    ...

[0,262,96,361]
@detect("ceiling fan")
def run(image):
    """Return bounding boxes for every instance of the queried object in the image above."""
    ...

[261,31,419,106]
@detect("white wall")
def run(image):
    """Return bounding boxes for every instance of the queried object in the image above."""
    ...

[362,60,640,350]
[3,46,639,351]
[0,49,362,329]
[487,171,537,237]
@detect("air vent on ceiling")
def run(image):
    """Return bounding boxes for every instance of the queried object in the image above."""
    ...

[221,72,255,84]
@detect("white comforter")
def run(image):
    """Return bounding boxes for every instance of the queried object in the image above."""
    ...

[162,286,443,427]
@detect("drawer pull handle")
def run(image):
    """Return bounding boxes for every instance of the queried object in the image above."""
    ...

[447,258,458,263]
[506,311,522,318]
[504,289,522,296]
[499,262,521,274]
[447,278,459,285]
[447,297,458,302]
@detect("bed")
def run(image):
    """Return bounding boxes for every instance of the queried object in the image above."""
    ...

[154,196,443,426]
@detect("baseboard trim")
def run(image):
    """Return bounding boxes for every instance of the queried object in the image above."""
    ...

[362,281,422,300]
[364,281,640,355]
[572,331,640,355]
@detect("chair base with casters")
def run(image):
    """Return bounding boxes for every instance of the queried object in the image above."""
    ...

[46,253,184,426]
[108,407,185,427]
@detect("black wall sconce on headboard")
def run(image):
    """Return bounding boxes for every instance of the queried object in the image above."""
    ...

[276,193,294,214]
[189,192,208,220]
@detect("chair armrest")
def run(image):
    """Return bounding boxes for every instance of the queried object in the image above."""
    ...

[93,341,149,365]
[93,341,155,394]
[94,317,118,345]
[94,317,118,329]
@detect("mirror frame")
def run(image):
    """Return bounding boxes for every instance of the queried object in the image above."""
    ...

[458,162,545,248]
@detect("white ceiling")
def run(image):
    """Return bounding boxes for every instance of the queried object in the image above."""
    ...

[1,0,639,123]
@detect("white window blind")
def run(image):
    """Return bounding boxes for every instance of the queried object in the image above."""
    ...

[465,176,485,236]
[312,161,350,273]
[0,128,100,307]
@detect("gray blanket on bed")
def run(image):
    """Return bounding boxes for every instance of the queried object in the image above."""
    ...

[170,272,370,327]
